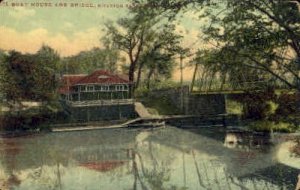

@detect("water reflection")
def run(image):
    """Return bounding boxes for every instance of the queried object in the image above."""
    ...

[224,130,272,150]
[0,127,299,190]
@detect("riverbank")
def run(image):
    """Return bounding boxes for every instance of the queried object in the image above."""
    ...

[0,104,299,135]
[0,114,233,134]
[26,114,242,133]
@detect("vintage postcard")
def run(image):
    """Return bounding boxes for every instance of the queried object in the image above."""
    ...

[0,0,299,189]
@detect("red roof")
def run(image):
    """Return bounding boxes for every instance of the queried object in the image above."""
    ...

[58,74,86,94]
[75,70,130,85]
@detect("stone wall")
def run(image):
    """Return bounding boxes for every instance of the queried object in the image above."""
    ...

[188,94,226,115]
[148,87,226,115]
[67,104,137,122]
[148,86,190,114]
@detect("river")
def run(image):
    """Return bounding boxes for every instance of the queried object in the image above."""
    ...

[0,126,299,190]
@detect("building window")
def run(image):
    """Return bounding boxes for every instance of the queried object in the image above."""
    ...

[80,86,86,92]
[87,85,94,91]
[101,85,109,91]
[98,75,109,79]
[74,86,79,92]
[116,85,124,91]
[95,85,102,91]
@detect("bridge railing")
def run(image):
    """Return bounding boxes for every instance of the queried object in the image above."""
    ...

[193,80,291,93]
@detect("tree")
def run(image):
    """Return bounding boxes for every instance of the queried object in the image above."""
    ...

[135,24,182,88]
[62,47,120,74]
[32,45,61,101]
[0,50,7,101]
[206,0,300,89]
[142,51,175,89]
[1,46,61,104]
[103,7,183,90]
[138,0,300,90]
[104,16,155,85]
[2,51,32,102]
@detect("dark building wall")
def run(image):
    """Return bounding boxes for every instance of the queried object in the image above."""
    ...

[67,104,137,122]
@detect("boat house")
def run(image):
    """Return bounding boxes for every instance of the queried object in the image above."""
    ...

[58,70,136,122]
[59,70,132,102]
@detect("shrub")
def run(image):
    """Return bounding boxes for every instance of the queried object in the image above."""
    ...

[249,120,297,133]
[134,87,150,98]
[236,88,277,120]
[276,93,299,116]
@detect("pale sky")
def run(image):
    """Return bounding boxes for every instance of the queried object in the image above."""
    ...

[0,0,206,81]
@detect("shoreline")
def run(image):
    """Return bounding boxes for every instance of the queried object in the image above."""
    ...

[0,114,299,137]
[52,123,129,132]
[1,125,299,138]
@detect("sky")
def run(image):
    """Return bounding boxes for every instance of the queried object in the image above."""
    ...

[0,0,205,81]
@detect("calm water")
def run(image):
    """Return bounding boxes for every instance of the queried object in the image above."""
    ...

[0,127,299,190]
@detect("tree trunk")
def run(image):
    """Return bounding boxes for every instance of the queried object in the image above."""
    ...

[128,63,135,83]
[128,62,136,98]
[146,68,154,89]
[128,49,137,98]
[135,62,145,88]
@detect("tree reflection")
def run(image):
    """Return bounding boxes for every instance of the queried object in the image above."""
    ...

[191,150,207,189]
[0,128,297,189]
[0,135,69,190]
[223,130,273,153]
[129,132,188,190]
[131,149,187,190]
[0,138,22,189]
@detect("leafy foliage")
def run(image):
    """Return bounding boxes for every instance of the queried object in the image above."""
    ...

[103,6,184,90]
[248,120,297,133]
[237,89,277,120]
[143,0,300,90]
[276,93,300,116]
[62,47,120,74]
[1,46,60,103]
[203,0,299,89]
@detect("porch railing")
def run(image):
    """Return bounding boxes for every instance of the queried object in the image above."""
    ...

[65,99,134,107]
